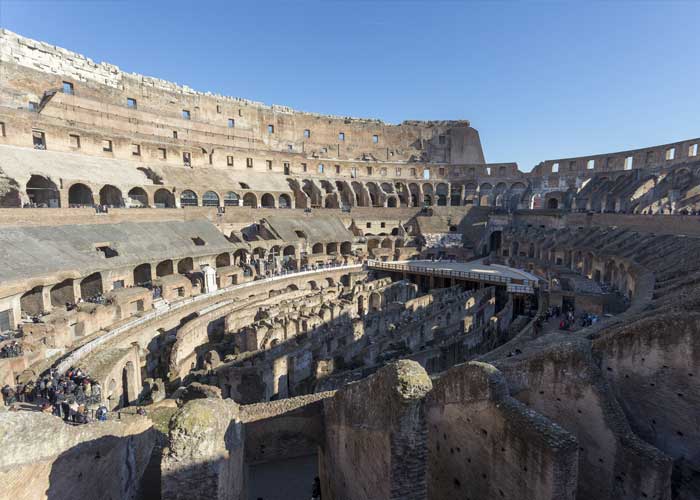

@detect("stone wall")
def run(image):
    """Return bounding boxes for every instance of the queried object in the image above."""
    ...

[320,360,432,500]
[161,398,244,500]
[426,361,578,500]
[0,411,154,500]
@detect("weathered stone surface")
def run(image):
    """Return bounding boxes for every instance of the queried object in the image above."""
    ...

[0,411,154,500]
[161,398,244,500]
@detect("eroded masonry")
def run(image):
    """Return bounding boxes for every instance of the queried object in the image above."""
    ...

[0,30,698,500]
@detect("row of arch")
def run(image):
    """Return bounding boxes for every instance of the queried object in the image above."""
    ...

[22,175,293,209]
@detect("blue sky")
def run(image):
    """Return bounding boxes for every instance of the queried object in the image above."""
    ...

[1,1,697,170]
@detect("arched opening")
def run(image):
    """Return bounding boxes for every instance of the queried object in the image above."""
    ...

[340,241,352,255]
[312,243,324,254]
[26,175,60,207]
[381,238,392,249]
[180,190,198,207]
[279,193,292,209]
[20,286,44,316]
[367,239,380,253]
[357,295,364,316]
[436,183,449,206]
[50,279,75,307]
[325,277,335,287]
[99,185,123,207]
[133,263,152,286]
[202,191,220,207]
[154,188,176,208]
[68,183,94,207]
[308,280,319,291]
[547,198,559,209]
[80,272,103,298]
[243,193,257,208]
[387,196,398,208]
[340,274,351,287]
[216,252,231,268]
[156,259,173,277]
[224,191,240,207]
[234,249,249,266]
[121,361,136,408]
[177,258,193,274]
[261,193,276,208]
[369,292,381,312]
[127,187,148,208]
[489,231,502,253]
[326,242,338,254]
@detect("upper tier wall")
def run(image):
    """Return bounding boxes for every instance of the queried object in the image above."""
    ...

[0,29,485,165]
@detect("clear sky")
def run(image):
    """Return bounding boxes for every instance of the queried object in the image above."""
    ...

[1,0,697,170]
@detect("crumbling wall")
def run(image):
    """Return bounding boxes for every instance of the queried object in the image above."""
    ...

[161,398,244,500]
[320,360,432,500]
[495,339,672,500]
[426,361,578,500]
[0,411,154,500]
[593,312,700,474]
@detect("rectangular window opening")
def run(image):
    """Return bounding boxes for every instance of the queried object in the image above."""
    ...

[246,158,253,168]
[63,81,74,94]
[304,129,311,138]
[182,109,191,120]
[587,159,595,170]
[624,156,634,170]
[268,124,274,134]
[690,144,699,157]
[338,132,345,141]
[228,118,235,128]
[127,97,137,109]
[665,148,676,161]
[158,148,167,159]
[102,139,113,152]
[132,144,141,156]
[183,152,191,166]
[266,160,273,171]
[372,135,379,144]
[227,155,234,166]
[69,134,81,149]
[551,163,559,173]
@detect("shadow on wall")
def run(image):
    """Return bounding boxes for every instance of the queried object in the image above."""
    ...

[45,428,156,500]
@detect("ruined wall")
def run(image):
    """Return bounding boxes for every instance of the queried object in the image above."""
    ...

[0,411,154,500]
[593,313,700,473]
[161,398,244,500]
[320,360,432,500]
[426,361,578,500]
[495,339,672,500]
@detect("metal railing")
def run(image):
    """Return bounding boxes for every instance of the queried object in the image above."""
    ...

[55,262,362,373]
[367,259,536,294]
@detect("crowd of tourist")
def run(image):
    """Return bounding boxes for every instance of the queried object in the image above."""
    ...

[0,341,22,358]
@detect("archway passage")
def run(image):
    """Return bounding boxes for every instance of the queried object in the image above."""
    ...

[547,198,559,209]
[216,252,231,268]
[26,175,60,207]
[156,260,173,277]
[127,187,148,207]
[180,190,198,207]
[20,286,44,316]
[154,189,176,208]
[261,193,276,208]
[243,193,257,208]
[279,193,292,209]
[133,263,152,286]
[50,279,75,307]
[177,258,193,274]
[489,231,502,253]
[80,272,103,298]
[202,191,220,207]
[224,192,240,207]
[99,185,124,207]
[68,183,94,207]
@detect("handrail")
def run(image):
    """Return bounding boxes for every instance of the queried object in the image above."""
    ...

[55,263,362,373]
